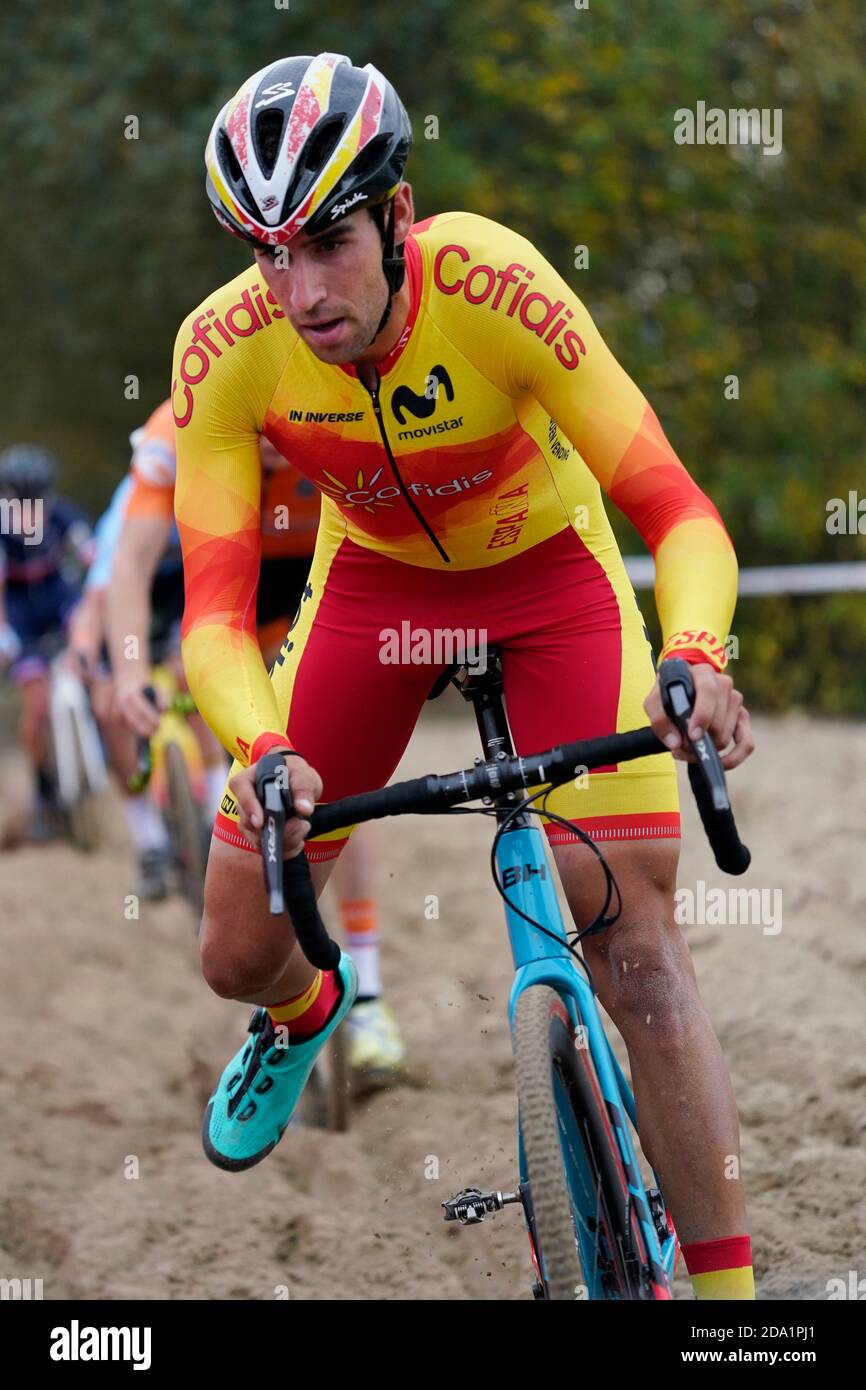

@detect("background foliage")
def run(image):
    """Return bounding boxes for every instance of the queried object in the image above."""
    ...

[2,0,864,709]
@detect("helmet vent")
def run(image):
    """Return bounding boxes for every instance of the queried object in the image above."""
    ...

[255,108,285,176]
[219,129,243,183]
[217,130,259,220]
[347,132,392,186]
[283,114,347,217]
[302,116,345,176]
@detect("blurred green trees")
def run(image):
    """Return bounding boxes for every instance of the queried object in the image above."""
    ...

[1,0,863,709]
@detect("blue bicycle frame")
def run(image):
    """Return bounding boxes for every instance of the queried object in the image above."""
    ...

[499,819,677,1298]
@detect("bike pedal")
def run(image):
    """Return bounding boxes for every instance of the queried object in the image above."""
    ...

[441,1186,521,1225]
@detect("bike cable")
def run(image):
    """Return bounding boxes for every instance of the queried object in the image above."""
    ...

[441,785,624,993]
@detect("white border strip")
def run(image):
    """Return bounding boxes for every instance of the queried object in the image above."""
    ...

[624,558,866,596]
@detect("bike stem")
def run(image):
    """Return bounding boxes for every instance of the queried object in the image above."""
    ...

[453,654,533,829]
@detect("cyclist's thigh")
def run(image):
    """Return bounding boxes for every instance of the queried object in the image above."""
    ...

[213,534,453,862]
[5,586,51,686]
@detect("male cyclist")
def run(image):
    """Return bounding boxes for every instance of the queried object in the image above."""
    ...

[0,445,93,837]
[174,54,755,1300]
[65,463,182,898]
[107,397,403,1077]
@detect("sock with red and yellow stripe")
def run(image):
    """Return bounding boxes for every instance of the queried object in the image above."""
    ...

[266,969,341,1041]
[340,898,381,1001]
[681,1234,756,1300]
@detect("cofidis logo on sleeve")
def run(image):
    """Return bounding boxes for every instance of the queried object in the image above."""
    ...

[433,246,587,370]
[172,283,284,428]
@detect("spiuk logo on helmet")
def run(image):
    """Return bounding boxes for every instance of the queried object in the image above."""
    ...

[330,191,368,220]
[204,52,411,249]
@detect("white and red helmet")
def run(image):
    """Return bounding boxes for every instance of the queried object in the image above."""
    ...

[205,52,412,250]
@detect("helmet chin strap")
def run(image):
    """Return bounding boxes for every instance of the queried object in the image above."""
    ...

[367,198,405,344]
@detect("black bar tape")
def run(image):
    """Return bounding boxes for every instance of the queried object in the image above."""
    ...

[307,776,439,838]
[545,726,663,781]
[282,852,341,971]
[687,763,751,874]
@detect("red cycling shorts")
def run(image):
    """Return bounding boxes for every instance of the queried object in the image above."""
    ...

[214,523,680,859]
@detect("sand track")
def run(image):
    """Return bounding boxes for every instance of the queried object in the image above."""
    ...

[1,708,863,1300]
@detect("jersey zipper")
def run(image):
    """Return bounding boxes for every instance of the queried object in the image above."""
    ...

[363,371,451,564]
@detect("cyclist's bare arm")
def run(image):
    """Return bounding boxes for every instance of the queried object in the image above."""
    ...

[107,512,172,736]
[66,586,106,675]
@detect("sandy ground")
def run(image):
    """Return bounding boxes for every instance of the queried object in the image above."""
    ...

[0,704,864,1301]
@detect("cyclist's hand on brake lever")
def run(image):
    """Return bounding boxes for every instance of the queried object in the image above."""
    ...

[230,748,322,854]
[113,678,164,738]
[644,662,755,770]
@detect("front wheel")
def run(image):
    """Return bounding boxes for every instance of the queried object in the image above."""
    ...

[513,985,653,1300]
[42,703,100,850]
[67,710,102,852]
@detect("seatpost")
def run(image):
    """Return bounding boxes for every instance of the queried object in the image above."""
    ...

[455,653,512,760]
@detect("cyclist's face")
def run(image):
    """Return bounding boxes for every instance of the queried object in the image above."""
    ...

[254,185,413,363]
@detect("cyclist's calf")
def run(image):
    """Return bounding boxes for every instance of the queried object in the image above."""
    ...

[17,673,50,761]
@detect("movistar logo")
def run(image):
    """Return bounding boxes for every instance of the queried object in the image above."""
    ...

[391,366,455,424]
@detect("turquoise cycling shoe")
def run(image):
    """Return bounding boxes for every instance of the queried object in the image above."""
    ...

[202,953,358,1172]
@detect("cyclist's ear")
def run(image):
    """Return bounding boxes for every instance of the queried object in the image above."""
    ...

[392,182,414,241]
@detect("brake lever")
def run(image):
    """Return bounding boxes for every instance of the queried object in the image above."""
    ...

[658,658,730,812]
[254,752,288,914]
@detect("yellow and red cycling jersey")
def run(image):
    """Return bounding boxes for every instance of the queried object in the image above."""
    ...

[172,210,737,767]
[124,398,321,557]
